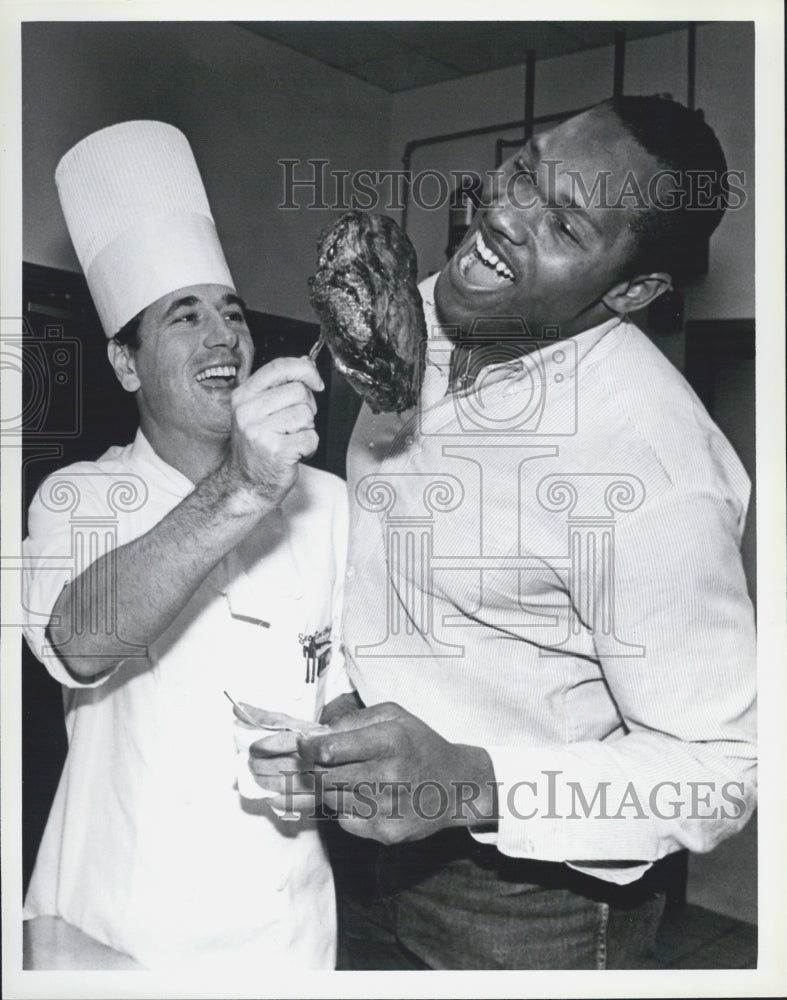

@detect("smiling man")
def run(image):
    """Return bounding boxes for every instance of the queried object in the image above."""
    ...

[436,105,676,342]
[256,96,757,970]
[21,122,347,971]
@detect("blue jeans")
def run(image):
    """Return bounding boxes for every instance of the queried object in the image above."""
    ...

[326,826,666,970]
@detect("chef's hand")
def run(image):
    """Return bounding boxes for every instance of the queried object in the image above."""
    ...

[227,356,323,504]
[237,703,327,812]
[296,702,500,843]
[247,729,319,812]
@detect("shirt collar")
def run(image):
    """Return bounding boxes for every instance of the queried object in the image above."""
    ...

[418,271,629,393]
[127,429,195,500]
[420,271,442,334]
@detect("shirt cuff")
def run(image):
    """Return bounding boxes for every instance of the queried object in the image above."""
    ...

[23,577,122,689]
[469,743,662,885]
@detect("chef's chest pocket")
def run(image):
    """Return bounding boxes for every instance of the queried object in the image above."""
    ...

[223,520,336,719]
[226,596,333,720]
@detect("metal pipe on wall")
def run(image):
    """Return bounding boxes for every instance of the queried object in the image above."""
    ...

[400,29,630,231]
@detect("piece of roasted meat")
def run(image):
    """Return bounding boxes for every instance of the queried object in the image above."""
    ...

[308,211,427,414]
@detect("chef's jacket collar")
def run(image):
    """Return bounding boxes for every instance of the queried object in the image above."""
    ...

[128,429,195,499]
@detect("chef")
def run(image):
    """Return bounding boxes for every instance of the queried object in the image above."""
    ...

[22,120,347,972]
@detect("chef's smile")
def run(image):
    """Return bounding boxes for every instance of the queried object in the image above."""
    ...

[194,362,240,389]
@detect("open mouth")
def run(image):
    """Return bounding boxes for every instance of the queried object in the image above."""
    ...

[194,364,239,388]
[458,231,515,288]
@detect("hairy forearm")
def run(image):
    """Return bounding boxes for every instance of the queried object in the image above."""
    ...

[48,463,274,679]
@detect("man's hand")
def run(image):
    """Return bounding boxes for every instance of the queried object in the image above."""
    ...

[286,702,499,843]
[227,356,323,504]
[320,691,364,727]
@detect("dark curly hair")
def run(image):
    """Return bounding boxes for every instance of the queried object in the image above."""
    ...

[597,95,730,279]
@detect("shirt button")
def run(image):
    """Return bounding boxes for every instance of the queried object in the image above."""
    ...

[405,435,414,446]
[368,441,375,449]
[346,566,355,580]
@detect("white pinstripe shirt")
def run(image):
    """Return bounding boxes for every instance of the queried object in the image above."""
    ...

[342,275,756,884]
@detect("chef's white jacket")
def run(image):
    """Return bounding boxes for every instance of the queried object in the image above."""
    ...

[22,430,348,972]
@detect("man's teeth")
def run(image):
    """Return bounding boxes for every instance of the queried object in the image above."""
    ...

[474,232,514,281]
[195,365,237,382]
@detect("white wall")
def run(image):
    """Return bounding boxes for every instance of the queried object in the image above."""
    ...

[23,21,391,323]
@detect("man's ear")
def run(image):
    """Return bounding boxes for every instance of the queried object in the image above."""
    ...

[601,273,672,316]
[107,339,141,393]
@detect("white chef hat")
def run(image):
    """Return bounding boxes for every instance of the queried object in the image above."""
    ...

[55,120,235,338]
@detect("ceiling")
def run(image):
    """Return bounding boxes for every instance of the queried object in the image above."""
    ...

[237,21,694,93]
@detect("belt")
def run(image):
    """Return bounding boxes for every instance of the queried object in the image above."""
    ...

[327,823,675,907]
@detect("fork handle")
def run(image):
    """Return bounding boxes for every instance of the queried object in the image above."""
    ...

[308,334,326,363]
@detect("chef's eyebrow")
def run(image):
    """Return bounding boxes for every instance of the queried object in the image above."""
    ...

[162,295,200,320]
[162,293,247,320]
[221,293,247,313]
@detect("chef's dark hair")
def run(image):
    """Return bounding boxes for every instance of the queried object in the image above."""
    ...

[113,310,143,350]
[598,95,730,279]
